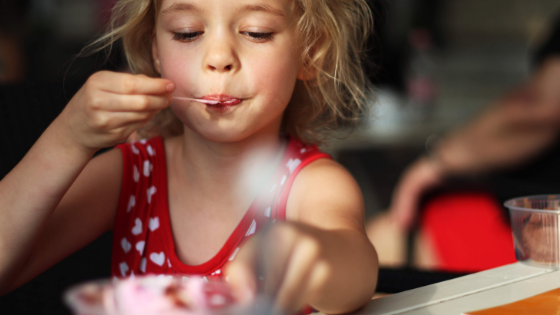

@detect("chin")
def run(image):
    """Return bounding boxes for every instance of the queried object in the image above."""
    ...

[188,124,255,143]
[171,106,250,143]
[200,131,248,143]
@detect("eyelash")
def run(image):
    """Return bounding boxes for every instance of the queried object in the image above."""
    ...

[242,32,274,41]
[173,32,203,42]
[172,31,274,42]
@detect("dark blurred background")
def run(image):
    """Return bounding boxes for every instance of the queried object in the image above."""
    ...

[1,0,560,313]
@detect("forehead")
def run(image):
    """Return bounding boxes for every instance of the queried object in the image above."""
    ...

[158,0,295,17]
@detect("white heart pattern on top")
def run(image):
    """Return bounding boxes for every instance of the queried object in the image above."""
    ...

[140,257,147,273]
[136,241,145,255]
[149,217,160,231]
[147,186,157,204]
[119,262,129,277]
[228,247,240,261]
[150,252,166,266]
[131,145,139,155]
[121,237,131,253]
[127,196,136,213]
[147,145,155,156]
[143,160,152,177]
[286,158,301,174]
[245,220,257,236]
[131,218,142,235]
[133,165,140,182]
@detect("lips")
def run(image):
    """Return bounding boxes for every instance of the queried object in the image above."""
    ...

[201,94,242,106]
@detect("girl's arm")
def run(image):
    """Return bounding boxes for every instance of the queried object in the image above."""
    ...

[284,159,378,313]
[0,71,174,294]
[0,143,122,294]
[227,159,378,314]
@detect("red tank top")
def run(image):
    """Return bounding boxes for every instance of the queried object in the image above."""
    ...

[111,136,330,281]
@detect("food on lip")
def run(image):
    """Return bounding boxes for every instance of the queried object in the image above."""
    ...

[200,94,240,103]
[200,95,242,106]
[172,96,241,105]
[65,276,235,315]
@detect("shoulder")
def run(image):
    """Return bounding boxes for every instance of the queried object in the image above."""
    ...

[285,157,364,230]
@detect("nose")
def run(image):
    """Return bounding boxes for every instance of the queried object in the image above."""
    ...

[203,34,239,73]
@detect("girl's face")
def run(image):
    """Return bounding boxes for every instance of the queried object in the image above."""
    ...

[153,0,304,142]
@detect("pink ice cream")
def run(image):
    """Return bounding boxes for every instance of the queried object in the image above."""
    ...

[65,276,235,315]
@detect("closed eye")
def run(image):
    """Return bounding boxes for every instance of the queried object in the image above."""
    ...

[173,31,203,42]
[242,32,274,42]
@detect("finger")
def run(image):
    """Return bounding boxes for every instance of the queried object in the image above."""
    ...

[96,92,172,112]
[274,237,320,313]
[391,174,422,228]
[225,240,258,303]
[115,119,153,137]
[111,111,157,128]
[391,177,417,228]
[92,71,175,95]
[91,111,156,132]
[259,224,299,298]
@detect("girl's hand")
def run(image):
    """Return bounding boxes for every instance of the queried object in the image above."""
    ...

[55,71,175,152]
[225,222,330,314]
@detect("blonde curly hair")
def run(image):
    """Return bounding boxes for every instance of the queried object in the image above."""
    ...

[83,0,374,144]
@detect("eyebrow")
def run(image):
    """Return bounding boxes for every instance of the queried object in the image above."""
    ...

[237,4,286,17]
[160,2,285,18]
[161,2,202,16]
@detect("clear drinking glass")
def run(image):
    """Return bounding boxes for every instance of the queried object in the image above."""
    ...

[505,195,560,269]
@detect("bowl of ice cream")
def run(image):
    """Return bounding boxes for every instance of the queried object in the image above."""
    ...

[505,195,560,269]
[64,276,237,315]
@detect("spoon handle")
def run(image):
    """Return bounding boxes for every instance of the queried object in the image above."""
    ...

[172,96,220,105]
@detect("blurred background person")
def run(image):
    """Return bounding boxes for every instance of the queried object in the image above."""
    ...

[368,15,560,272]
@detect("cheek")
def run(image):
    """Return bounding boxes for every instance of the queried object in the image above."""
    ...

[157,42,201,95]
[169,100,192,124]
[248,49,300,106]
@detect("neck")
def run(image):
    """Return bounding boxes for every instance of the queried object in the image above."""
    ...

[171,123,285,208]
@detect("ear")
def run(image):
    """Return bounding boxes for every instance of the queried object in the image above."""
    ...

[152,36,162,74]
[297,60,317,81]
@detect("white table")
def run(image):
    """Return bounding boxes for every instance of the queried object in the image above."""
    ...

[353,263,559,314]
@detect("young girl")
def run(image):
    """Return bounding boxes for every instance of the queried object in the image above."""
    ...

[0,0,378,313]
